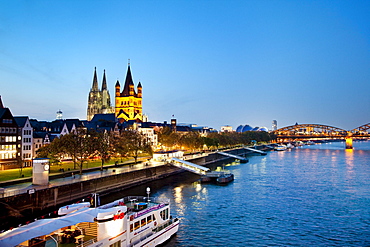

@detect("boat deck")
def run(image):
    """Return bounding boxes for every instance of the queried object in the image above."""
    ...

[15,196,170,247]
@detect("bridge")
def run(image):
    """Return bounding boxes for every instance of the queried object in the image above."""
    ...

[272,123,370,149]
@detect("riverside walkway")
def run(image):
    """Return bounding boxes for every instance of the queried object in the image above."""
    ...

[0,159,165,198]
[0,146,269,198]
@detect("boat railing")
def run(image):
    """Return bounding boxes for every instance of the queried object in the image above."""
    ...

[152,218,177,233]
[122,196,170,205]
[77,237,97,247]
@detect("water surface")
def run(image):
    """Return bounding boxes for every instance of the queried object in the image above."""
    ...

[107,141,370,246]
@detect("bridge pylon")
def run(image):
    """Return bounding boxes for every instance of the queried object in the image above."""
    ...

[345,135,353,149]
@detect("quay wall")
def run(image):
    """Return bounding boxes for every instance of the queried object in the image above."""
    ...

[0,147,265,230]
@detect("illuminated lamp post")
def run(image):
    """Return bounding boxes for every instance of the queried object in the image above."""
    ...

[146,187,151,203]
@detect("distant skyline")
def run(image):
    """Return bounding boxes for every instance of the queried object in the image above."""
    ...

[1,1,369,130]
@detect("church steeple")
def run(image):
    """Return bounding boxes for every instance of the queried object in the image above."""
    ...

[114,61,143,122]
[122,61,135,96]
[92,67,99,91]
[137,81,142,98]
[101,69,107,91]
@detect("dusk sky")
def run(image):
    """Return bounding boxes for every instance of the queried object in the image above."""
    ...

[1,1,369,131]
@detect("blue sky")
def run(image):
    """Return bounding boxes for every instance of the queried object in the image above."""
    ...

[1,0,369,131]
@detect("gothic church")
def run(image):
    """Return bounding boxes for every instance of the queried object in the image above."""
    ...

[87,63,143,122]
[87,68,114,121]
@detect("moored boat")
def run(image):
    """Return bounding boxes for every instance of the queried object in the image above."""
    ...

[217,173,234,184]
[0,190,179,247]
[274,145,287,151]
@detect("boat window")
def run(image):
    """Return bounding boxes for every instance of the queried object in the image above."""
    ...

[147,215,152,223]
[160,209,169,220]
[110,240,121,247]
[130,224,133,232]
[141,218,146,227]
[134,221,140,230]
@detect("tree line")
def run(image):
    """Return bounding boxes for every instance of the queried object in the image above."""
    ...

[37,127,276,174]
[36,129,152,174]
[157,127,276,151]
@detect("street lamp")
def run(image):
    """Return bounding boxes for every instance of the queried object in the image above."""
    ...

[146,187,151,202]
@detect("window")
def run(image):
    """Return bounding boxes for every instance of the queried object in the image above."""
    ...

[147,215,152,223]
[130,224,133,232]
[109,241,121,247]
[141,218,146,227]
[160,209,169,220]
[134,221,140,230]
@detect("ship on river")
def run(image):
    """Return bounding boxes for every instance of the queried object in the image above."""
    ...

[0,190,179,247]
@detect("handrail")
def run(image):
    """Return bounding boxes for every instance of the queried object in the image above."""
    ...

[78,237,97,247]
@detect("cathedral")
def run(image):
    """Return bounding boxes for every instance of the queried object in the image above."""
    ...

[87,68,114,121]
[87,63,143,122]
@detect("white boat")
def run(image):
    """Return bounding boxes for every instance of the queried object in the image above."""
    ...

[286,143,294,149]
[0,191,179,247]
[274,145,287,151]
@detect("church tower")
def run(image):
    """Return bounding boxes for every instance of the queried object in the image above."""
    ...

[100,70,114,114]
[115,62,143,122]
[87,67,114,121]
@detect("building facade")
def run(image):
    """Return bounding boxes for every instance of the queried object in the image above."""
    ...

[14,117,33,167]
[115,63,143,122]
[220,125,233,132]
[87,68,114,121]
[272,120,278,131]
[0,96,21,170]
[138,127,158,148]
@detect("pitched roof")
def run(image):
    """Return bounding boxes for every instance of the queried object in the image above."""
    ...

[0,95,4,108]
[14,117,29,127]
[0,108,6,119]
[122,64,135,96]
[91,113,116,122]
[33,131,48,138]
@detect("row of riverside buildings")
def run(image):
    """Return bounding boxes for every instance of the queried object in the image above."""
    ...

[0,63,217,170]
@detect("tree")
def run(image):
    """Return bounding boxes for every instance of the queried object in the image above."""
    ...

[157,126,180,149]
[59,129,96,175]
[89,130,112,170]
[179,131,203,151]
[36,137,64,165]
[120,130,153,164]
[112,132,130,162]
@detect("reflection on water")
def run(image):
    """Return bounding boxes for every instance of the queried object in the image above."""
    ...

[104,141,370,246]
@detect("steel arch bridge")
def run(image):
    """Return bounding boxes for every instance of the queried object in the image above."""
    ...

[350,123,370,135]
[273,123,370,140]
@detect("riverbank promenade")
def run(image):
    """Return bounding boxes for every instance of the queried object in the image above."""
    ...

[0,157,158,198]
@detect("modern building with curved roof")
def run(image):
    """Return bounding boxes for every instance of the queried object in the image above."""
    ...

[236,124,268,133]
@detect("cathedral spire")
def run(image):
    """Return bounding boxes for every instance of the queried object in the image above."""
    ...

[92,67,99,91]
[102,69,107,91]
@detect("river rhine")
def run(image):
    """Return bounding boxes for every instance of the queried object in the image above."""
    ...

[104,141,370,246]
